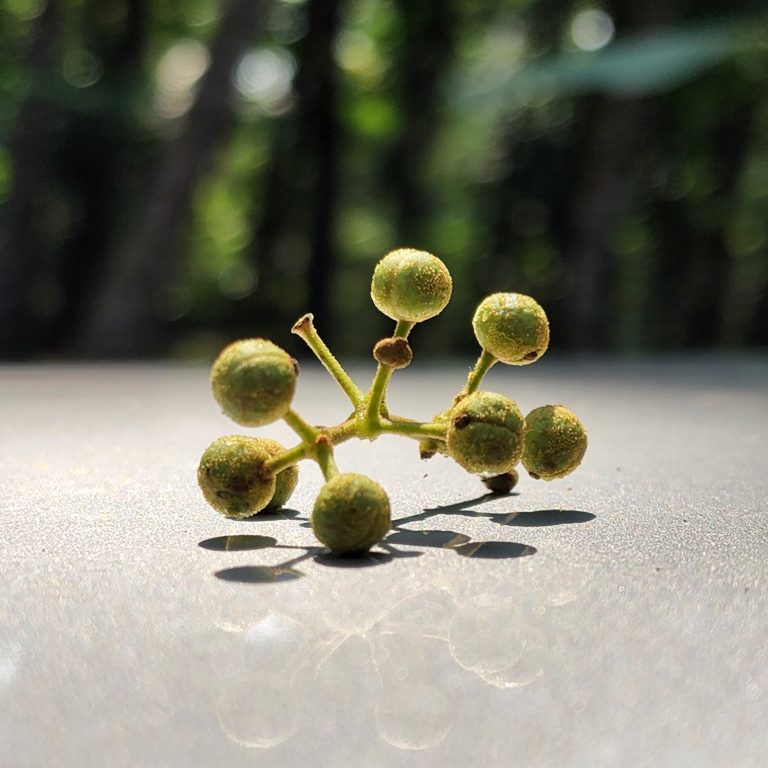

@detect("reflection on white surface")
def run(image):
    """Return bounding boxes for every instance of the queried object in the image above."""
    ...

[0,642,22,691]
[217,672,300,749]
[207,562,584,753]
[376,680,451,751]
[374,633,453,750]
[449,602,529,675]
[213,613,308,750]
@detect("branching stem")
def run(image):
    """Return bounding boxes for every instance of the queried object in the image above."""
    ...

[283,408,318,444]
[291,313,364,408]
[459,349,497,400]
[270,317,449,480]
[364,319,414,430]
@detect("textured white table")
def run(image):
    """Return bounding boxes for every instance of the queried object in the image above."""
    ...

[1,357,767,767]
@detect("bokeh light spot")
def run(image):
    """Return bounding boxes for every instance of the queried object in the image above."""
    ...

[570,9,614,52]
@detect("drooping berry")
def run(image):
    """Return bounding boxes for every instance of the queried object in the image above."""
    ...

[446,391,525,475]
[522,405,587,480]
[211,338,297,427]
[257,437,300,510]
[472,293,549,365]
[311,473,391,554]
[197,435,276,518]
[370,248,452,323]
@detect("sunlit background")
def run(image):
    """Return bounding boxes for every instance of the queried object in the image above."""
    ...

[1,0,767,359]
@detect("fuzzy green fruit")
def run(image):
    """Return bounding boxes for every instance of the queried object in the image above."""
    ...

[371,248,452,323]
[311,473,391,554]
[198,435,276,518]
[211,338,297,427]
[522,405,587,480]
[472,293,549,365]
[446,391,525,475]
[257,437,299,510]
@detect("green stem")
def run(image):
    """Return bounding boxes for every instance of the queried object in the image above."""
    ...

[315,439,339,481]
[365,319,414,428]
[327,417,358,446]
[292,314,364,408]
[379,418,447,440]
[266,443,308,473]
[461,349,497,399]
[283,408,318,444]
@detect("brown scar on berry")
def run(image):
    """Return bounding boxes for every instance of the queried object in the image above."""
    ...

[454,413,472,429]
[228,476,252,492]
[523,350,539,360]
[290,357,300,376]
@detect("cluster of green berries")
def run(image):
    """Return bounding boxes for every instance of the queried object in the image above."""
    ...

[198,248,587,555]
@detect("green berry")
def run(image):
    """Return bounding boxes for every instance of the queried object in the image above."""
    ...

[522,405,587,480]
[446,391,525,475]
[311,473,391,554]
[211,338,297,427]
[472,293,549,365]
[198,435,276,518]
[371,248,452,323]
[258,438,299,510]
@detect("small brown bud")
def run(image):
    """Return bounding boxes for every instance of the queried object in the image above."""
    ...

[419,439,438,460]
[481,469,519,494]
[373,336,413,369]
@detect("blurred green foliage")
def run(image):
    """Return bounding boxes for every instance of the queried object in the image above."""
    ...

[1,0,767,359]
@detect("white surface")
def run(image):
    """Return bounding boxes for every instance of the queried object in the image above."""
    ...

[1,357,767,767]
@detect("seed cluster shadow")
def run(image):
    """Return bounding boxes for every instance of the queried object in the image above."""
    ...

[199,493,594,584]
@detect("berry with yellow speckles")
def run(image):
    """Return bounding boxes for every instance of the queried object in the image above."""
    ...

[311,473,391,554]
[211,338,297,427]
[522,405,587,480]
[472,293,549,365]
[371,248,452,323]
[446,391,525,475]
[197,435,276,518]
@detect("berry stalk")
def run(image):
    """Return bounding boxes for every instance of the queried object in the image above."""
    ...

[459,349,497,400]
[291,313,364,408]
[364,319,414,431]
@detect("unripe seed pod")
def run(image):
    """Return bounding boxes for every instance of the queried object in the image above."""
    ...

[198,435,276,518]
[446,391,525,475]
[373,336,413,369]
[482,468,519,494]
[371,248,452,323]
[311,473,391,554]
[257,437,300,510]
[211,338,297,427]
[472,293,549,365]
[522,405,587,480]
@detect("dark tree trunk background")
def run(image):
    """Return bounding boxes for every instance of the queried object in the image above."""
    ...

[244,0,345,343]
[559,0,681,350]
[387,0,457,246]
[77,0,266,356]
[46,0,148,353]
[0,1,61,358]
